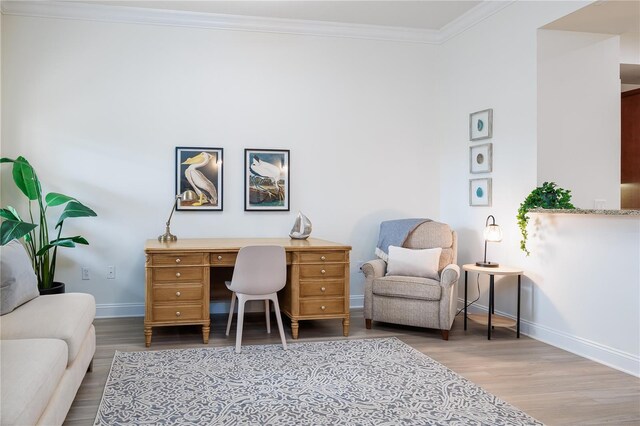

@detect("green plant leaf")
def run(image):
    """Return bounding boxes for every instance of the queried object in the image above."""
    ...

[0,220,38,245]
[55,201,97,228]
[45,192,76,207]
[36,236,89,256]
[0,208,19,221]
[11,157,41,201]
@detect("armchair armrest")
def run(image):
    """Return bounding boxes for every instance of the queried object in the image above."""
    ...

[361,259,386,279]
[439,264,460,287]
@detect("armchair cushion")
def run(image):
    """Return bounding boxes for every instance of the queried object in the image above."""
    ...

[373,276,442,301]
[386,245,441,280]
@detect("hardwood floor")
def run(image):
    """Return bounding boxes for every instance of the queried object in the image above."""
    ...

[65,310,640,425]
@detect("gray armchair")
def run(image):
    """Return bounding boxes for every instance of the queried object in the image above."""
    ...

[362,221,460,340]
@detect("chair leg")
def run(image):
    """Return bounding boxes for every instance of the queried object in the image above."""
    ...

[365,319,372,329]
[441,329,449,341]
[235,295,246,354]
[265,299,271,334]
[226,292,236,336]
[271,294,287,351]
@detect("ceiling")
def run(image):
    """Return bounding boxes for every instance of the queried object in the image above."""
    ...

[90,1,482,30]
[543,0,639,34]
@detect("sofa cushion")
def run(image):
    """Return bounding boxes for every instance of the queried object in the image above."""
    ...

[0,240,39,315]
[0,338,68,426]
[0,293,95,365]
[373,275,442,301]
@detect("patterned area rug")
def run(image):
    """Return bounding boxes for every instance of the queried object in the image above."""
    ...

[95,337,542,425]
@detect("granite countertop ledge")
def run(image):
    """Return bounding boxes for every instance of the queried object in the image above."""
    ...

[529,208,640,216]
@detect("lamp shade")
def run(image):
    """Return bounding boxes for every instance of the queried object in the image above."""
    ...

[483,224,503,242]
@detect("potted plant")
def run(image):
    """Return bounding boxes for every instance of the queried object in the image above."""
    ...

[517,181,574,256]
[0,156,97,293]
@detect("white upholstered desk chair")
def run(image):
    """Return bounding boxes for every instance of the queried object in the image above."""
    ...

[225,245,288,354]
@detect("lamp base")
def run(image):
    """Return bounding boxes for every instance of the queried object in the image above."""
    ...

[158,225,177,242]
[475,261,499,268]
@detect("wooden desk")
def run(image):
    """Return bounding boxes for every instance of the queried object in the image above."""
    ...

[144,238,351,347]
[462,264,523,340]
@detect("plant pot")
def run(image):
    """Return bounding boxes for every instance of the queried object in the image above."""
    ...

[39,281,65,295]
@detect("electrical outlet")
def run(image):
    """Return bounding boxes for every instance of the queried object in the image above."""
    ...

[107,266,116,279]
[81,267,90,280]
[594,199,606,209]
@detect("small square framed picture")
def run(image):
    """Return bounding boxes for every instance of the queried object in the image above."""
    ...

[469,109,493,141]
[469,178,492,206]
[470,143,493,173]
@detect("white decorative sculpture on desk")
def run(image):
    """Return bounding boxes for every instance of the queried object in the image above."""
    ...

[289,212,312,239]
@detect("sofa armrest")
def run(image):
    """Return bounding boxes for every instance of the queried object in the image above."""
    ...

[361,259,386,279]
[439,264,460,287]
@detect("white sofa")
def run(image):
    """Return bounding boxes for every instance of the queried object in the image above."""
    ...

[0,240,97,425]
[0,293,96,425]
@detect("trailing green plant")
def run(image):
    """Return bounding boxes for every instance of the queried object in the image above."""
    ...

[517,182,574,256]
[0,156,97,289]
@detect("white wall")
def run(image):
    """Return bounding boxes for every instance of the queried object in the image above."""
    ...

[538,30,621,209]
[1,15,439,314]
[620,31,640,64]
[3,2,639,376]
[438,0,639,376]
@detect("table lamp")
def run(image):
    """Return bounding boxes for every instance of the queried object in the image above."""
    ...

[158,191,196,242]
[476,214,502,267]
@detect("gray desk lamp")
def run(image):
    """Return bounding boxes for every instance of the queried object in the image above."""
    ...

[158,191,196,242]
[476,215,503,267]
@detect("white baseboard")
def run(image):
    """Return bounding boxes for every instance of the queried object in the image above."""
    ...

[96,303,145,318]
[96,294,366,318]
[458,298,640,377]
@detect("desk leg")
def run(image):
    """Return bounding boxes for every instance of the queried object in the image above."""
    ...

[144,326,152,348]
[488,275,494,340]
[517,275,521,338]
[291,319,299,339]
[342,316,350,337]
[202,323,210,344]
[464,271,468,331]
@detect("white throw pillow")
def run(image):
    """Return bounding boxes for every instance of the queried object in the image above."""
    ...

[386,245,442,280]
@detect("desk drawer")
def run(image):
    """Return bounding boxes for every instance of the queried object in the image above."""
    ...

[300,280,344,297]
[153,304,203,322]
[299,251,345,263]
[211,252,237,266]
[153,284,203,302]
[300,298,344,316]
[153,267,204,282]
[151,253,205,266]
[299,264,345,279]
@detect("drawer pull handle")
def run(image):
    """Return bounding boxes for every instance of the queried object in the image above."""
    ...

[217,255,223,260]
[176,311,181,317]
[321,287,326,292]
[321,305,326,310]
[175,258,181,264]
[176,272,181,278]
[321,256,326,261]
[321,269,326,274]
[176,291,181,297]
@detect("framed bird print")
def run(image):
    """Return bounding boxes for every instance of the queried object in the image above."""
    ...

[244,149,290,211]
[175,147,223,211]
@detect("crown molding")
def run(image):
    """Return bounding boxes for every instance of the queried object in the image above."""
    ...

[1,1,514,45]
[438,1,516,42]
